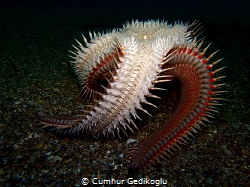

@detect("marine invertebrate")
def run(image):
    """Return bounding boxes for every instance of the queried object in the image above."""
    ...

[39,20,224,171]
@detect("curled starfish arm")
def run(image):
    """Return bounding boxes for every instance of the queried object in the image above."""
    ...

[126,43,225,171]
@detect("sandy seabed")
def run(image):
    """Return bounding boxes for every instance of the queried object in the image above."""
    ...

[0,4,249,186]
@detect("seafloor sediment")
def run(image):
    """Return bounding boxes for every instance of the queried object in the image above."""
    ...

[0,5,249,186]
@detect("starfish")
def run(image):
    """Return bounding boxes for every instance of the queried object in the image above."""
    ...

[39,20,225,172]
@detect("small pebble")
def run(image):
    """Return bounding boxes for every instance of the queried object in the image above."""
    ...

[89,145,96,152]
[13,144,18,150]
[45,151,52,156]
[41,170,49,174]
[126,139,137,144]
[36,142,44,149]
[119,153,124,158]
[47,155,63,162]
[47,155,54,160]
[53,156,62,162]
[33,133,39,139]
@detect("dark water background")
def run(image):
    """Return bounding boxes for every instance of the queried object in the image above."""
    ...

[1,0,249,186]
